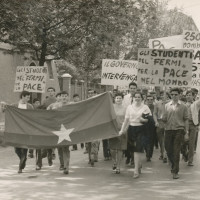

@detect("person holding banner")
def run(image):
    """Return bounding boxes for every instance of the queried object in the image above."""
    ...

[55,91,71,174]
[162,88,189,179]
[109,93,127,174]
[40,92,62,168]
[87,89,100,166]
[119,91,151,179]
[8,91,34,173]
[43,87,57,161]
[42,87,57,109]
[32,98,43,170]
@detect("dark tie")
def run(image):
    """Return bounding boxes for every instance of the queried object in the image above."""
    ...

[131,96,134,104]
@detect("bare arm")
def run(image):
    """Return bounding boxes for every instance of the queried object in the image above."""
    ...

[119,118,129,135]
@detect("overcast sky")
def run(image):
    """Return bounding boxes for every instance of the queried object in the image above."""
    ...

[167,0,200,31]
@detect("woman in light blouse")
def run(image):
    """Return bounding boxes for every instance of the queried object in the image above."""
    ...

[119,91,151,178]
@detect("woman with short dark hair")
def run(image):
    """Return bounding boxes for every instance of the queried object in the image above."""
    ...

[119,91,151,178]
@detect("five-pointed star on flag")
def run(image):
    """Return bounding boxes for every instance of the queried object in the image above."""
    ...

[52,124,74,144]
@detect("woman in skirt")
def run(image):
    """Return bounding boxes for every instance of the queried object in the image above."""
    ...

[109,93,127,174]
[119,91,151,178]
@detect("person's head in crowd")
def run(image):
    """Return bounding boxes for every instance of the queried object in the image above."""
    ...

[20,90,31,103]
[191,88,198,100]
[146,94,154,106]
[179,88,183,97]
[149,91,157,100]
[158,91,165,101]
[60,91,69,104]
[47,87,56,98]
[73,94,80,102]
[56,92,62,102]
[114,92,124,105]
[170,88,180,102]
[142,93,147,102]
[113,89,118,97]
[134,91,144,103]
[32,98,40,108]
[186,90,195,103]
[88,89,94,98]
[129,82,137,96]
[166,92,171,100]
[157,91,171,101]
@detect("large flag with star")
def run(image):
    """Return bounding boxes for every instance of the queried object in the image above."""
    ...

[3,92,119,148]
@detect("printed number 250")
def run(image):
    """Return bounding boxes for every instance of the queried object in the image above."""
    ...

[184,31,200,41]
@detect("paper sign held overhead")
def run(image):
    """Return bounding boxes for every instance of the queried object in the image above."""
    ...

[14,66,47,93]
[101,59,138,86]
[137,48,193,87]
[149,35,183,49]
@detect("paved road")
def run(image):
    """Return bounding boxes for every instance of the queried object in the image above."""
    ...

[0,143,200,200]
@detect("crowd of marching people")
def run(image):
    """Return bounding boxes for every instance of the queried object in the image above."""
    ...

[0,82,200,180]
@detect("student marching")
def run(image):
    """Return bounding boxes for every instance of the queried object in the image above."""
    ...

[1,82,199,181]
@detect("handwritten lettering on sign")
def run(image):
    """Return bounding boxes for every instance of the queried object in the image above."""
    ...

[183,30,200,49]
[182,30,200,88]
[14,66,47,93]
[101,59,138,86]
[137,49,193,87]
[149,35,183,49]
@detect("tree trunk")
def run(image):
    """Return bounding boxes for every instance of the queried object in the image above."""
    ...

[39,29,47,66]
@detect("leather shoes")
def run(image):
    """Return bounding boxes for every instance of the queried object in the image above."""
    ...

[21,158,27,169]
[146,157,151,162]
[63,169,69,174]
[188,162,194,166]
[91,160,94,167]
[116,169,120,174]
[163,158,167,163]
[173,173,179,179]
[18,169,22,173]
[126,158,130,165]
[133,173,139,179]
[36,166,41,170]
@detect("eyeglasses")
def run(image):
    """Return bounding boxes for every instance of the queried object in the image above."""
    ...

[171,94,179,96]
[147,99,153,101]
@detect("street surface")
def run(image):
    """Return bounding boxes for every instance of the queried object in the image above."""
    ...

[0,142,200,200]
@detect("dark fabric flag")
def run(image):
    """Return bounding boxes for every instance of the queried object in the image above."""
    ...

[3,92,119,148]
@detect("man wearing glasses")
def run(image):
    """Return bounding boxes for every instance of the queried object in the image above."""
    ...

[162,88,189,179]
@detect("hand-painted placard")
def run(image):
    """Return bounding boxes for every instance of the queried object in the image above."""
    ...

[14,66,47,93]
[149,35,183,49]
[101,59,138,86]
[137,49,193,87]
[183,30,200,88]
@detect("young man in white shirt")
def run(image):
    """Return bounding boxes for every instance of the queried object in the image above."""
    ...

[123,82,137,109]
[13,91,34,173]
[122,82,137,165]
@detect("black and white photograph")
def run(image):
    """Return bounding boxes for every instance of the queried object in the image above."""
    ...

[0,0,200,199]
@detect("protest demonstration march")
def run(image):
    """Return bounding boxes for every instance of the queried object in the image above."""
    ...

[1,1,200,200]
